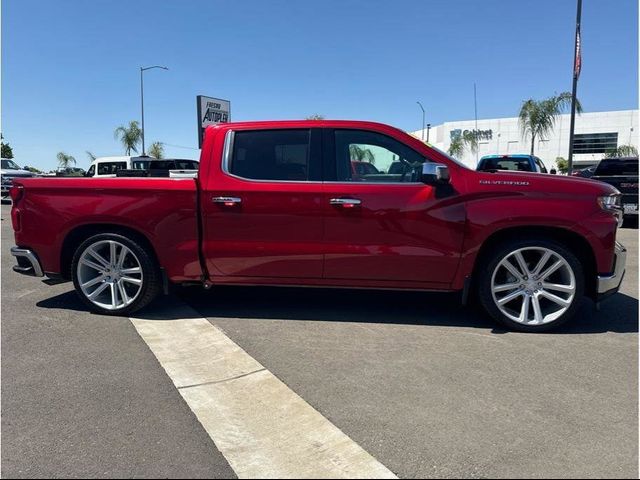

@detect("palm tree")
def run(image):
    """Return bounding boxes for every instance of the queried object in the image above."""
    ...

[306,114,325,120]
[448,132,478,158]
[448,135,464,157]
[114,121,142,155]
[349,144,375,163]
[56,152,76,169]
[605,145,638,158]
[86,151,96,161]
[148,141,164,159]
[519,92,582,155]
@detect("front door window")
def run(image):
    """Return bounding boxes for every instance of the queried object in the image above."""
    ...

[334,129,426,182]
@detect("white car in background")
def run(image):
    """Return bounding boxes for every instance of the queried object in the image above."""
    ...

[86,156,151,177]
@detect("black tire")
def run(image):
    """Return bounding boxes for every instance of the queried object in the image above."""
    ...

[71,233,161,315]
[477,236,584,332]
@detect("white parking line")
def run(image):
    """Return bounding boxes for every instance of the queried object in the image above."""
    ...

[130,306,397,479]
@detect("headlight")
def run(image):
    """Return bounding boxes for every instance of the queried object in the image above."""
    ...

[598,193,622,210]
[598,193,623,226]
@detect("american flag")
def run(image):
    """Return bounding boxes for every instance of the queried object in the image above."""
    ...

[574,29,582,78]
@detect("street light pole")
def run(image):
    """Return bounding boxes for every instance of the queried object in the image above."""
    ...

[416,101,426,142]
[140,65,168,156]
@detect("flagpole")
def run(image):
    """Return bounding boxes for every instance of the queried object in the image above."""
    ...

[567,0,582,175]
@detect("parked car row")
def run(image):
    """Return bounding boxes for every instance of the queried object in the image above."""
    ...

[2,156,201,197]
[87,156,199,178]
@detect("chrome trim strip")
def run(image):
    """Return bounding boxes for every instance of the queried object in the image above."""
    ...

[597,242,627,294]
[11,246,44,277]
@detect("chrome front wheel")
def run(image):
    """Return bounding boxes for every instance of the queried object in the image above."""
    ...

[77,240,144,311]
[490,247,577,326]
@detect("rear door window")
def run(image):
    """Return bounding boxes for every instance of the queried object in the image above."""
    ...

[229,129,320,181]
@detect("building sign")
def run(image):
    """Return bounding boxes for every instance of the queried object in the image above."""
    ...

[450,128,493,141]
[197,95,231,148]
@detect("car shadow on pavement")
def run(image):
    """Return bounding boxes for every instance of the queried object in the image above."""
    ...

[172,285,638,334]
[36,286,638,334]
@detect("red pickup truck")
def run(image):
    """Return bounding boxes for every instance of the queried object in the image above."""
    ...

[10,120,626,332]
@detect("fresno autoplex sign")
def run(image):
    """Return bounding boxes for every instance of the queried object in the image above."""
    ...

[197,96,230,148]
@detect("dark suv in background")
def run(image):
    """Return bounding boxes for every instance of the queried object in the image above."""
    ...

[592,156,638,221]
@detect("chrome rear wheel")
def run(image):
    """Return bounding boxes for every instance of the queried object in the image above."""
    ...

[77,240,144,311]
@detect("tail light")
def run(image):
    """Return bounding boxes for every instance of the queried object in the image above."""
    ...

[9,184,24,203]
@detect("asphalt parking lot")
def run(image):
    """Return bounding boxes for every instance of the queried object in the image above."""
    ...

[2,202,638,478]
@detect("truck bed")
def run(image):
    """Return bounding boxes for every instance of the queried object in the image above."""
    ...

[11,177,203,281]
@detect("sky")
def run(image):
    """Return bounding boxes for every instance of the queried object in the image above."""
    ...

[2,0,638,171]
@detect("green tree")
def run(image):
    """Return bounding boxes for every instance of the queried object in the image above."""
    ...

[114,121,142,155]
[555,157,569,174]
[148,141,164,159]
[605,145,638,158]
[519,92,581,155]
[1,134,14,159]
[349,144,375,163]
[56,152,76,169]
[23,165,43,174]
[306,114,325,120]
[86,151,96,161]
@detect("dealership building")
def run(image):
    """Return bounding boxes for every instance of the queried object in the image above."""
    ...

[412,109,638,171]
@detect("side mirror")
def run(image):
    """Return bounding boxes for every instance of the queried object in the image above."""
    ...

[550,169,557,175]
[421,163,450,184]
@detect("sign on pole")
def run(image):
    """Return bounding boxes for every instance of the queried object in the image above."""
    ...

[197,95,231,148]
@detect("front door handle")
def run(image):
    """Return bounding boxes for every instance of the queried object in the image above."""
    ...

[330,198,362,208]
[212,196,242,206]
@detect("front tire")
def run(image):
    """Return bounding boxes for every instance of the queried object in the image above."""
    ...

[71,233,161,315]
[477,237,584,332]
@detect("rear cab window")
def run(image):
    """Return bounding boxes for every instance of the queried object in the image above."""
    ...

[478,157,533,172]
[595,159,639,176]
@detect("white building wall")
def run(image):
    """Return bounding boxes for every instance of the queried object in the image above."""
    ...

[413,109,639,171]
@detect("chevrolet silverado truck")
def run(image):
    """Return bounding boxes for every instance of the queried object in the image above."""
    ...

[9,120,626,332]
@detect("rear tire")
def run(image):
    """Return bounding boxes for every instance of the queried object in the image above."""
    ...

[477,237,584,332]
[71,233,161,315]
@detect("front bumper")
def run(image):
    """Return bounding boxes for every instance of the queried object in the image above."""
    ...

[11,246,44,277]
[596,241,626,298]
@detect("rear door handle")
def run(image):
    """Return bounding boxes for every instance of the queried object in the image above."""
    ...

[212,196,242,206]
[330,198,362,208]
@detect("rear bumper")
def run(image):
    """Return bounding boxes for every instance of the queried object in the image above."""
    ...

[11,246,44,277]
[596,241,626,299]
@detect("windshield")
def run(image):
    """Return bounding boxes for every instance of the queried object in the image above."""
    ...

[1,159,21,170]
[478,157,532,172]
